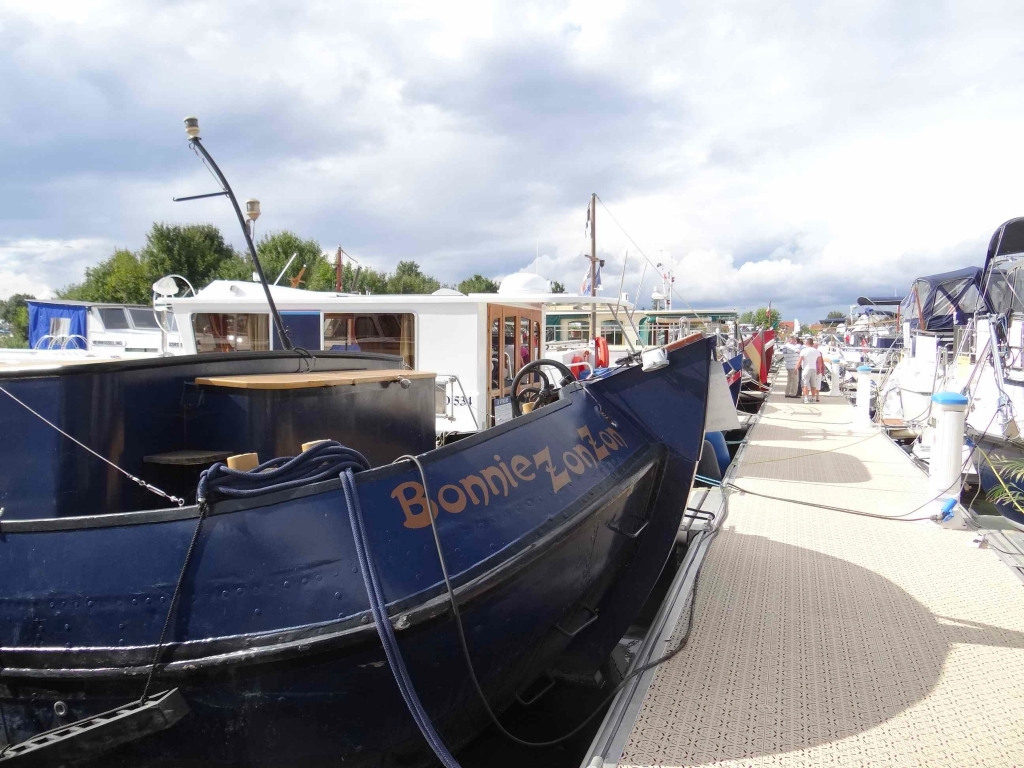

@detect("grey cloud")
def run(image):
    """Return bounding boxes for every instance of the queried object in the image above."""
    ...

[0,0,1021,318]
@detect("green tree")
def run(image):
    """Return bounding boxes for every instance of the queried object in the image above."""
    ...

[60,223,244,302]
[138,223,238,288]
[740,307,781,330]
[334,262,385,294]
[458,274,499,293]
[215,254,254,282]
[385,261,440,294]
[551,280,566,293]
[827,310,846,319]
[0,293,34,346]
[255,231,332,290]
[60,249,151,304]
[354,265,389,294]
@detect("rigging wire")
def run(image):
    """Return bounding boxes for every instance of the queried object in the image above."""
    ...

[0,383,184,507]
[394,452,720,749]
[595,195,699,316]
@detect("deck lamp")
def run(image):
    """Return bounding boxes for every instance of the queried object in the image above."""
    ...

[184,116,200,139]
[246,199,261,221]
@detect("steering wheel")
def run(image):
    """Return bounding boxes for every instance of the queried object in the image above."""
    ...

[510,359,577,417]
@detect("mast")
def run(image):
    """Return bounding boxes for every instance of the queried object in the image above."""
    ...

[179,117,292,350]
[590,193,597,351]
[336,246,343,292]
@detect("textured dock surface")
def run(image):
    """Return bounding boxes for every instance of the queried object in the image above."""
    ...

[618,370,1024,767]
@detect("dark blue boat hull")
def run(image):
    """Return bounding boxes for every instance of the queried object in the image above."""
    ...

[0,340,712,766]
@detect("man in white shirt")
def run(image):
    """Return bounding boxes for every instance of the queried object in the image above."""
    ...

[799,339,823,403]
[782,336,803,397]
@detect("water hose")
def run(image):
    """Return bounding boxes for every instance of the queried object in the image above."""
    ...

[340,468,463,768]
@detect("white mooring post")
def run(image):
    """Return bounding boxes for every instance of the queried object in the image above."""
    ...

[929,392,969,528]
[856,365,872,422]
[828,357,842,397]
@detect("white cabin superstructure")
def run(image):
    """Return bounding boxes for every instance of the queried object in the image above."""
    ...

[157,278,632,436]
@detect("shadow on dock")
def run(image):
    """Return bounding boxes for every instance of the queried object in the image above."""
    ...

[621,531,1024,765]
[736,433,873,484]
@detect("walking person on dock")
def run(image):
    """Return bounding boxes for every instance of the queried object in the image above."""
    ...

[799,339,823,404]
[782,335,803,398]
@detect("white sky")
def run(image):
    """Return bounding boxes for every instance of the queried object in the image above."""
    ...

[1,0,1022,321]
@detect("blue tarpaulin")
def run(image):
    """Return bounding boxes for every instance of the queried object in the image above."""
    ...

[27,302,88,350]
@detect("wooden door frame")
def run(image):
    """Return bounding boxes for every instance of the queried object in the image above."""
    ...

[485,304,542,425]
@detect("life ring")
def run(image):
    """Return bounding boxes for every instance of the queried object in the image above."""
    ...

[594,336,610,369]
[570,350,590,378]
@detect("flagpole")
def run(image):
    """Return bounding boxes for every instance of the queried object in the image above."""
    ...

[590,193,598,352]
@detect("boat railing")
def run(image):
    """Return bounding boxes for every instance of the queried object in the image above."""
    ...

[31,334,91,354]
[433,373,480,431]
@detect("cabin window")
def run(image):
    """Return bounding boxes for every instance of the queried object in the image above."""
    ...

[192,313,270,353]
[533,320,541,360]
[504,315,517,385]
[490,317,500,389]
[600,321,624,346]
[519,317,531,370]
[48,317,71,337]
[323,313,415,367]
[128,308,160,330]
[98,308,130,330]
[567,320,590,342]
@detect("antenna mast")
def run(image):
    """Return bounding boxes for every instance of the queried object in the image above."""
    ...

[590,193,597,351]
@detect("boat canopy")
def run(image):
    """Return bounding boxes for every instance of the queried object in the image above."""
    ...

[984,217,1024,270]
[26,300,88,350]
[898,266,985,332]
[981,218,1024,314]
[856,296,905,307]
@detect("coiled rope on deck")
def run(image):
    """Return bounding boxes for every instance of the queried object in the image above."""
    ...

[197,440,369,503]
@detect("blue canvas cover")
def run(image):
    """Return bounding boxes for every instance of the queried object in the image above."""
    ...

[27,301,88,349]
[898,266,985,332]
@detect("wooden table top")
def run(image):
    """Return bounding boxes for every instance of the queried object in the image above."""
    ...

[195,369,435,390]
[143,449,234,466]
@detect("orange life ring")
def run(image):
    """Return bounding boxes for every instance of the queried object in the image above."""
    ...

[570,350,590,378]
[594,336,610,369]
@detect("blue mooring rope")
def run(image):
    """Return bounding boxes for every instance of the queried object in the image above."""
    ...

[340,468,463,768]
[197,440,369,502]
[194,444,460,764]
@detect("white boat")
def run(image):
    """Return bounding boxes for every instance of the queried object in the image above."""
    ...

[0,299,181,370]
[156,271,633,437]
[872,221,1024,527]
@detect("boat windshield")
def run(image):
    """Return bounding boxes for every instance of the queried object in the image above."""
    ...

[128,308,161,330]
[98,307,130,330]
[985,261,1024,314]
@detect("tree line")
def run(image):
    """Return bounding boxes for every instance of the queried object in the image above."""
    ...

[58,223,506,302]
[736,308,847,334]
[2,222,565,346]
[738,307,782,329]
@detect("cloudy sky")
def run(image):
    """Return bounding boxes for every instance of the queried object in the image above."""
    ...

[1,0,1022,321]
